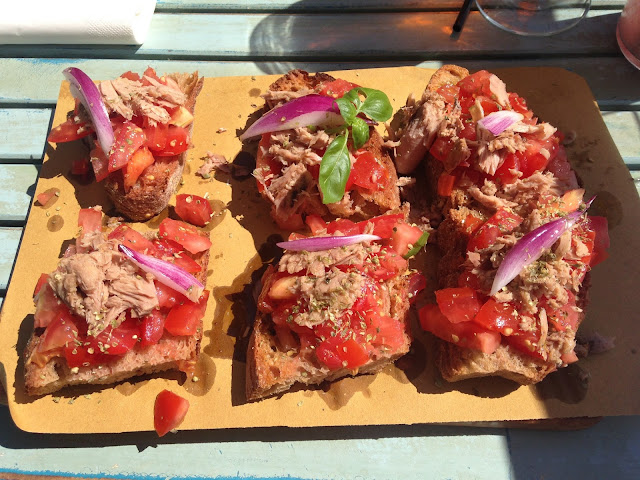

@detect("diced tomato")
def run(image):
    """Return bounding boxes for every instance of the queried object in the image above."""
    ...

[504,325,543,360]
[155,281,190,309]
[175,194,213,227]
[154,125,190,157]
[437,173,456,197]
[142,67,166,85]
[460,213,484,236]
[457,70,494,99]
[407,272,427,303]
[436,84,460,104]
[350,151,388,191]
[47,117,93,143]
[316,336,346,370]
[509,92,533,119]
[305,214,327,235]
[472,298,519,335]
[389,222,424,257]
[367,249,408,281]
[561,350,579,364]
[467,209,523,252]
[140,310,166,347]
[169,106,194,128]
[546,292,580,332]
[71,158,90,177]
[435,287,484,324]
[274,324,299,352]
[357,213,405,238]
[476,95,501,115]
[494,153,520,185]
[338,338,369,369]
[109,224,157,253]
[319,79,359,98]
[154,389,189,437]
[458,271,481,290]
[109,122,146,172]
[90,144,110,182]
[144,122,168,152]
[120,71,141,82]
[36,189,58,206]
[158,218,212,255]
[164,291,209,336]
[151,238,202,274]
[31,315,79,368]
[33,273,49,297]
[367,314,406,350]
[418,304,501,354]
[123,146,155,192]
[64,342,113,369]
[90,316,141,355]
[78,207,102,234]
[255,134,283,193]
[429,136,454,163]
[517,138,553,178]
[587,216,610,267]
[34,284,70,329]
[326,218,361,236]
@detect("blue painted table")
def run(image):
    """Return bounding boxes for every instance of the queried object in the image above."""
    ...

[1,1,639,479]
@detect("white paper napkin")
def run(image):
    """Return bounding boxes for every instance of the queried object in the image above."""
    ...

[0,0,157,45]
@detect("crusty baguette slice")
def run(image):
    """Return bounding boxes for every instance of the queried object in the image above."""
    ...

[24,225,210,397]
[246,245,413,401]
[105,72,204,221]
[255,70,400,228]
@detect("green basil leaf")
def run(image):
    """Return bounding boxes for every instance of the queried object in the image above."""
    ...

[319,133,351,204]
[342,89,362,109]
[351,117,370,150]
[335,97,357,125]
[357,87,393,122]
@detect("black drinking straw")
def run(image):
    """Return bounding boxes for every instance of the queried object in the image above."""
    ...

[453,0,474,33]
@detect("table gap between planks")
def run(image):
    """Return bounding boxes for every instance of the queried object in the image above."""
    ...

[0,0,638,303]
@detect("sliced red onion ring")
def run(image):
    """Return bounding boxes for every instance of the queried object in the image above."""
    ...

[240,95,344,141]
[277,234,381,252]
[478,110,524,136]
[63,67,114,156]
[118,244,204,302]
[490,198,594,296]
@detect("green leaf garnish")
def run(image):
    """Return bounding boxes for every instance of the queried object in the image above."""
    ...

[319,86,392,204]
[319,133,351,204]
[403,232,430,259]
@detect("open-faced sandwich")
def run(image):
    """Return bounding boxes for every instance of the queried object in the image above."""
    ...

[246,213,428,400]
[395,66,610,384]
[25,206,211,396]
[240,70,401,230]
[47,67,203,221]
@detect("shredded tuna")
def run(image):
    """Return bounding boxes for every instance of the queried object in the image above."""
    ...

[263,88,315,108]
[278,242,377,277]
[467,185,518,210]
[489,74,510,107]
[198,152,230,177]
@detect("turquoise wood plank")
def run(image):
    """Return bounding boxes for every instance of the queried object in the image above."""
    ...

[0,109,51,161]
[0,164,38,223]
[0,228,22,291]
[0,10,622,60]
[1,58,639,110]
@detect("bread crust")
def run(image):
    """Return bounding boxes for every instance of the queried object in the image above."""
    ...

[24,227,210,397]
[105,73,204,221]
[246,264,412,401]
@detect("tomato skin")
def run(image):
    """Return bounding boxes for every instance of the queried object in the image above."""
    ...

[123,146,155,192]
[48,118,93,143]
[472,298,519,335]
[34,284,70,329]
[90,316,141,356]
[154,125,190,157]
[350,150,388,191]
[316,336,346,370]
[154,390,190,437]
[435,287,484,323]
[419,304,501,354]
[164,291,209,337]
[437,173,456,197]
[366,250,408,281]
[144,122,168,152]
[326,218,361,236]
[357,213,405,238]
[109,224,157,254]
[78,207,102,234]
[33,273,49,297]
[457,70,493,98]
[140,310,167,347]
[305,214,327,235]
[319,79,360,98]
[407,272,427,304]
[389,222,424,257]
[429,136,454,163]
[546,292,580,332]
[467,209,523,252]
[436,84,460,104]
[90,144,110,182]
[175,194,213,227]
[108,121,146,172]
[339,338,370,369]
[31,315,79,368]
[159,218,212,255]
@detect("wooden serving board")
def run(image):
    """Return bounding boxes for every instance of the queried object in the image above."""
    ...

[1,67,639,433]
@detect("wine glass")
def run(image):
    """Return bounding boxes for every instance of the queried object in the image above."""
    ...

[475,0,592,36]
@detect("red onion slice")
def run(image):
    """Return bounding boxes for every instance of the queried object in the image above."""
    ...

[490,198,594,296]
[277,234,381,252]
[478,110,524,136]
[118,244,204,302]
[239,95,344,141]
[63,67,114,156]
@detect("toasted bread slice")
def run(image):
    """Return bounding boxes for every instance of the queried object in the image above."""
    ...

[245,214,420,401]
[253,70,400,230]
[399,66,600,385]
[104,72,204,221]
[24,218,210,397]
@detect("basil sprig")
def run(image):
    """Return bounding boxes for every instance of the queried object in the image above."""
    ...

[319,88,392,204]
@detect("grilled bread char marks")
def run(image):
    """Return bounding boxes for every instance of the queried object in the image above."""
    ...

[246,215,420,401]
[24,219,210,396]
[256,70,400,230]
[104,72,204,221]
[401,66,598,385]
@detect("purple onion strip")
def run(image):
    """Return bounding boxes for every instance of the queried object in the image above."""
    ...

[63,67,114,156]
[240,95,344,140]
[118,244,203,302]
[277,234,382,252]
[490,198,594,296]
[478,110,524,136]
